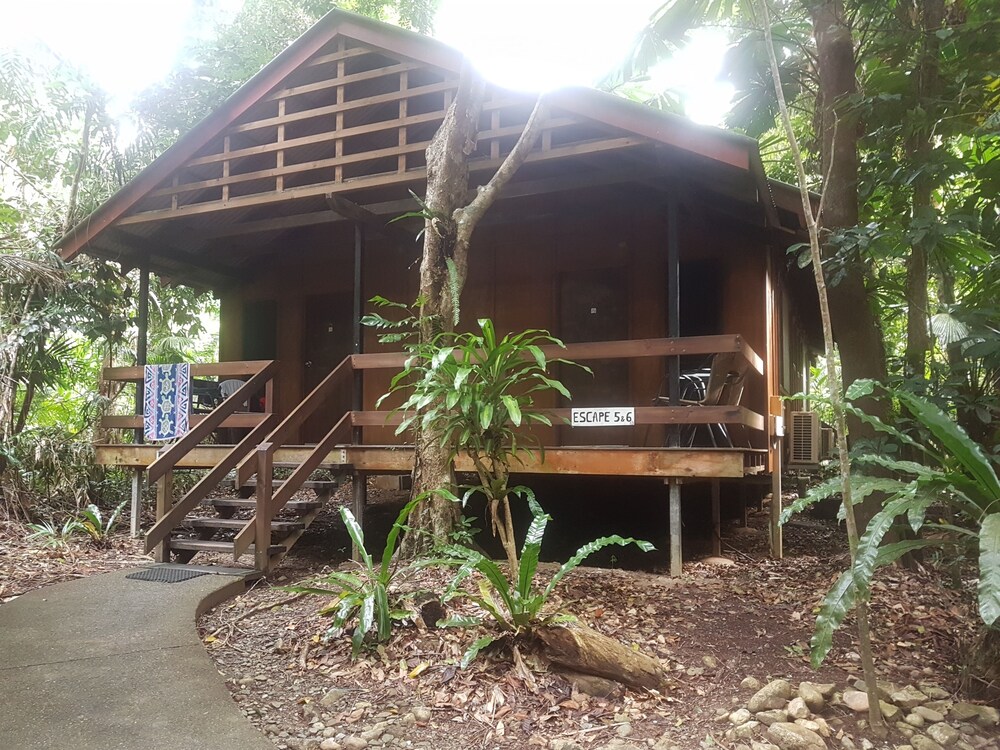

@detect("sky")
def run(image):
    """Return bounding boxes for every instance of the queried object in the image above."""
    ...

[0,0,734,125]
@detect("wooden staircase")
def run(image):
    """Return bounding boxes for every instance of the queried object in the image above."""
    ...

[141,357,357,574]
[164,472,345,568]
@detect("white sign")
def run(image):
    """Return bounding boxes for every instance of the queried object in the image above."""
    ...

[570,407,635,427]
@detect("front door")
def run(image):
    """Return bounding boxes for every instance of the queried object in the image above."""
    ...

[302,294,353,442]
[557,268,629,446]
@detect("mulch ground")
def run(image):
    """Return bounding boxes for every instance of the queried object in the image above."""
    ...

[2,485,995,750]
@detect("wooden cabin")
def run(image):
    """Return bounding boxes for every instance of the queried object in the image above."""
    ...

[58,10,820,573]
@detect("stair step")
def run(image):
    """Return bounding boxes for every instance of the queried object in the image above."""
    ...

[169,538,286,556]
[223,478,341,492]
[181,517,305,532]
[205,498,322,512]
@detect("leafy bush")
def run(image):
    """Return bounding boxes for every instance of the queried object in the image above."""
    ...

[438,491,654,666]
[783,380,1000,666]
[26,517,81,549]
[76,500,127,546]
[366,303,587,572]
[287,495,423,657]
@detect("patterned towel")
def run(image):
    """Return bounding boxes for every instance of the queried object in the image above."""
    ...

[143,364,191,441]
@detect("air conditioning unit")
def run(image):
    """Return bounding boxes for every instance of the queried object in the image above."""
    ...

[788,411,820,465]
[820,427,837,460]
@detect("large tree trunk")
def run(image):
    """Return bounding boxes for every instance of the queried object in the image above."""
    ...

[810,0,889,526]
[904,0,945,377]
[399,66,546,557]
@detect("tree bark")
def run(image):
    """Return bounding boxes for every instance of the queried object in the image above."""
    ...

[535,623,670,691]
[810,0,889,526]
[400,64,547,557]
[904,0,945,378]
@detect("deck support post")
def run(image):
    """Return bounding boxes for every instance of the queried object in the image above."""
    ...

[352,222,365,444]
[770,437,783,559]
[351,470,367,563]
[153,451,171,563]
[131,258,150,537]
[667,478,682,576]
[255,442,274,573]
[711,478,721,557]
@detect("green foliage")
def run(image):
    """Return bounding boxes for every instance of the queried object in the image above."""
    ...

[437,492,654,666]
[26,517,81,549]
[786,382,1000,666]
[286,495,423,657]
[76,500,128,546]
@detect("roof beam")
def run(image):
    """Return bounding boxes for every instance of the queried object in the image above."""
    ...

[324,194,419,251]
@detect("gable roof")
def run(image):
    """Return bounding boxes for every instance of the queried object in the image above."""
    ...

[58,8,792,283]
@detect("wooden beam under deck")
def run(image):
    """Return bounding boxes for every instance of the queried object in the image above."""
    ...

[95,444,758,478]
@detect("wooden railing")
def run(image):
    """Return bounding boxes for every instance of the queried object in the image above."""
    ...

[100,360,278,560]
[231,356,355,565]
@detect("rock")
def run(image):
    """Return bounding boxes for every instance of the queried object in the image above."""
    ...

[951,704,982,722]
[731,709,754,726]
[880,701,903,722]
[731,721,761,740]
[342,738,368,750]
[794,720,822,733]
[798,683,825,713]
[897,724,917,739]
[906,713,927,728]
[751,743,780,750]
[973,705,999,726]
[897,746,914,750]
[766,723,825,750]
[702,556,736,566]
[925,724,961,747]
[925,701,952,715]
[787,698,810,720]
[756,710,789,726]
[810,718,832,738]
[892,686,931,710]
[914,706,946,724]
[742,677,763,692]
[842,690,871,713]
[703,655,720,669]
[411,706,432,723]
[841,737,857,750]
[749,680,794,712]
[550,740,583,750]
[911,737,945,750]
[617,723,633,738]
[919,685,952,701]
[321,688,350,707]
[563,672,623,699]
[320,741,343,750]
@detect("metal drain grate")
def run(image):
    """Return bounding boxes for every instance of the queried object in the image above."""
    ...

[125,567,210,584]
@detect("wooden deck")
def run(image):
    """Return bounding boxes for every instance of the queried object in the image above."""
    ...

[96,443,767,478]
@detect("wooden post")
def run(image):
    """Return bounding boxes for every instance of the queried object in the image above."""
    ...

[665,189,681,448]
[668,478,682,576]
[131,259,150,537]
[711,478,721,557]
[770,436,783,559]
[352,470,367,563]
[153,468,172,563]
[255,443,274,573]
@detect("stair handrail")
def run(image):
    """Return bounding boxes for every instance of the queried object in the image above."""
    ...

[231,357,355,563]
[146,360,278,484]
[143,413,279,554]
[233,355,353,488]
[234,411,353,564]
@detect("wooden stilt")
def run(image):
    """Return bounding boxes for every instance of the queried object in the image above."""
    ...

[711,478,721,557]
[770,438,783,559]
[255,443,274,573]
[668,478,682,576]
[154,469,172,563]
[130,469,143,537]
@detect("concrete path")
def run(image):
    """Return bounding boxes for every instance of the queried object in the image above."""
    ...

[0,565,274,750]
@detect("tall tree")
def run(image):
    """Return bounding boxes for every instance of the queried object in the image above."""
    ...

[400,68,546,556]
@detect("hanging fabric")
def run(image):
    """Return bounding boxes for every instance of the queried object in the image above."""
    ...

[143,364,191,441]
